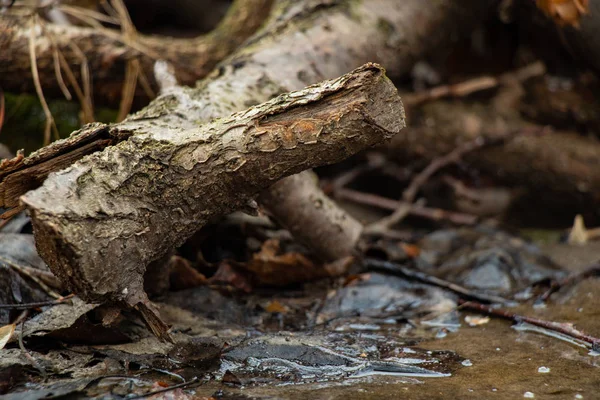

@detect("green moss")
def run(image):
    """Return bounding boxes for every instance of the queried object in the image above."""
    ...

[1,92,118,155]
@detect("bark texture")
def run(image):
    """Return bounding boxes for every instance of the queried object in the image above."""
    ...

[0,0,493,261]
[179,0,493,260]
[21,64,404,340]
[0,0,273,104]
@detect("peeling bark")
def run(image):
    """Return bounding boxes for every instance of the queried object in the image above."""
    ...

[21,64,404,340]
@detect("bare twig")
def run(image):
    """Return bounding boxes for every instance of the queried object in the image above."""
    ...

[539,261,600,301]
[364,258,511,304]
[0,294,74,310]
[366,137,487,233]
[127,377,199,399]
[0,255,62,298]
[44,25,95,123]
[18,311,48,379]
[338,188,478,226]
[404,62,546,107]
[51,39,71,101]
[460,300,600,351]
[365,136,489,233]
[0,205,25,220]
[403,138,486,204]
[8,264,61,289]
[117,59,140,122]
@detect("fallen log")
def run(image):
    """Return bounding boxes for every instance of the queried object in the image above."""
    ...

[1,0,492,262]
[21,63,405,341]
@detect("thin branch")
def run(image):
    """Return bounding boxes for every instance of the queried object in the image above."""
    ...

[0,294,74,310]
[117,59,139,122]
[51,39,71,101]
[366,137,487,232]
[404,62,546,107]
[539,261,600,301]
[364,258,511,304]
[403,137,486,204]
[337,188,477,225]
[0,255,62,299]
[19,311,48,379]
[40,19,95,123]
[127,377,199,399]
[460,300,600,351]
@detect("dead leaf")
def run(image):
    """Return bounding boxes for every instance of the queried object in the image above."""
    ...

[401,243,421,258]
[0,323,15,349]
[241,239,328,286]
[536,0,589,27]
[169,255,207,290]
[264,300,289,314]
[210,262,253,293]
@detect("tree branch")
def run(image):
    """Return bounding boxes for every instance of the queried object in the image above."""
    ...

[21,63,404,341]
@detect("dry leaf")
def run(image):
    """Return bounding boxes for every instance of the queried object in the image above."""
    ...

[401,243,421,258]
[168,255,207,290]
[242,239,328,286]
[536,0,589,27]
[210,262,253,293]
[0,323,16,349]
[264,300,289,314]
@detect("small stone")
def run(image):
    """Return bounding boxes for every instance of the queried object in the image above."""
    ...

[461,359,473,367]
[524,391,535,398]
[538,366,550,373]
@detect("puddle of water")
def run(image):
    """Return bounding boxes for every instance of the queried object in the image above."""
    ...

[190,278,600,399]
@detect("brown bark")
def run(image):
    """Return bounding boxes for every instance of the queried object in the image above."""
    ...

[0,0,273,105]
[21,64,404,341]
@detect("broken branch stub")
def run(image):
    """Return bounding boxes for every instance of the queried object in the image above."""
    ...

[21,63,404,340]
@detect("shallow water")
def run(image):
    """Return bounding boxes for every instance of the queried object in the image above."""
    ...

[189,245,600,399]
